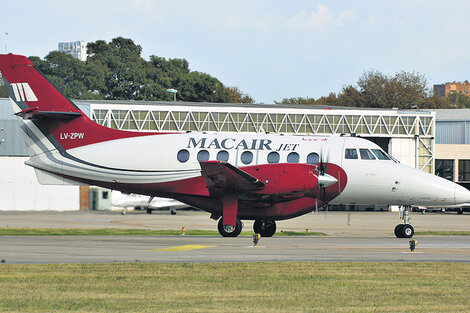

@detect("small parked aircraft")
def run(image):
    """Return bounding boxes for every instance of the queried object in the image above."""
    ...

[112,191,190,215]
[1,53,469,238]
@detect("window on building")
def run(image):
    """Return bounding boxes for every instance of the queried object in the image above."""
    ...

[359,149,376,160]
[287,152,300,163]
[267,152,280,164]
[345,149,358,159]
[241,151,253,164]
[306,152,319,164]
[459,160,470,182]
[436,159,454,181]
[177,149,190,163]
[197,150,210,162]
[217,150,229,162]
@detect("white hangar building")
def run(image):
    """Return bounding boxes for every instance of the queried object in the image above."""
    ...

[0,98,438,211]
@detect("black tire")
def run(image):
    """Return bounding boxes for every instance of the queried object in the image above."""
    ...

[146,208,152,214]
[394,224,404,238]
[217,218,243,237]
[170,209,177,215]
[458,209,464,215]
[253,220,277,237]
[401,224,414,238]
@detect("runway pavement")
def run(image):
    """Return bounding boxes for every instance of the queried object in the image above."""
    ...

[1,210,470,264]
[2,209,470,236]
[2,235,470,264]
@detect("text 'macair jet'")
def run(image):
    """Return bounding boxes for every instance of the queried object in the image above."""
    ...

[1,54,469,238]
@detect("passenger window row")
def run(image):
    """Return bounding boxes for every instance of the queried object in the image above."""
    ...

[177,149,320,165]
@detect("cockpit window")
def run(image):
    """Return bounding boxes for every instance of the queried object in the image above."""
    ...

[371,149,390,160]
[359,149,376,160]
[345,149,358,159]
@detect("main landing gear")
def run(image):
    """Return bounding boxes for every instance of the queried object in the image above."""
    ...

[253,220,277,237]
[217,217,243,237]
[394,205,414,238]
[216,218,278,237]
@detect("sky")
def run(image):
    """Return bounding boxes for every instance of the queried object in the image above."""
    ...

[1,0,469,103]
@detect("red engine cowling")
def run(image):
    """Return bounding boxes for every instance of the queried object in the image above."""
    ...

[242,163,319,194]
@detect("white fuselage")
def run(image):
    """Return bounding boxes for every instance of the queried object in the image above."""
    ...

[24,126,470,207]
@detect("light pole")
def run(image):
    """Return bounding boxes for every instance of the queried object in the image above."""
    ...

[166,88,177,102]
[3,33,7,53]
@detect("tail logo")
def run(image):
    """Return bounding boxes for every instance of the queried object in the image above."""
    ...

[10,83,38,102]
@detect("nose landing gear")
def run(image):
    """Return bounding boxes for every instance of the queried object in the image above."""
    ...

[394,205,415,238]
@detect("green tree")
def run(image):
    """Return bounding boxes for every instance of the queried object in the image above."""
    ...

[275,97,318,105]
[223,86,254,103]
[275,70,446,109]
[357,70,428,109]
[27,37,254,103]
[447,93,470,108]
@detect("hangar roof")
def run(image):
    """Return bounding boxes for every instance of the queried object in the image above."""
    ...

[435,109,470,121]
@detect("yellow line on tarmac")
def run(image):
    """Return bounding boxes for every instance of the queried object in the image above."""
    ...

[151,244,216,252]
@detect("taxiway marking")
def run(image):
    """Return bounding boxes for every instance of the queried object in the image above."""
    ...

[151,244,216,252]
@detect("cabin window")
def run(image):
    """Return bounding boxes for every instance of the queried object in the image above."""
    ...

[197,150,210,162]
[267,152,280,164]
[372,149,390,160]
[306,152,319,164]
[217,150,229,162]
[241,151,253,164]
[359,149,376,160]
[345,149,358,159]
[287,152,300,163]
[177,149,190,163]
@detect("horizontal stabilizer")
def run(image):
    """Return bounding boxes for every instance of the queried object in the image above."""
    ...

[34,168,85,186]
[15,108,82,120]
[199,161,264,195]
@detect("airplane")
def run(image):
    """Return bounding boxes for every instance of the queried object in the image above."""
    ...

[112,191,190,215]
[1,53,470,239]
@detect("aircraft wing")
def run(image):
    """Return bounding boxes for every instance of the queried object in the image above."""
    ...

[199,161,265,196]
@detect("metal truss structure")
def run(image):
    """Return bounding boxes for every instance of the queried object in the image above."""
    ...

[86,101,435,173]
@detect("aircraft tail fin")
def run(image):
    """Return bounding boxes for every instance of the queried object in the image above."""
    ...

[0,53,153,156]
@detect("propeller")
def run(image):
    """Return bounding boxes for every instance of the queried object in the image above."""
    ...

[317,139,337,201]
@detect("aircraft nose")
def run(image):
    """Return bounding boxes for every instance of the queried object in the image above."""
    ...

[454,184,470,205]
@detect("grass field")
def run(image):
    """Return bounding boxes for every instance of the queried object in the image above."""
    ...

[0,228,326,236]
[1,262,469,312]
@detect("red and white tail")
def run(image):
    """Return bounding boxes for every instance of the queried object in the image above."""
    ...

[0,53,152,156]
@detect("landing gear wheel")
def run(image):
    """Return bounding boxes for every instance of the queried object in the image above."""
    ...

[146,208,152,214]
[457,208,464,215]
[253,220,277,237]
[217,218,243,237]
[401,224,414,238]
[170,209,177,215]
[394,224,404,238]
